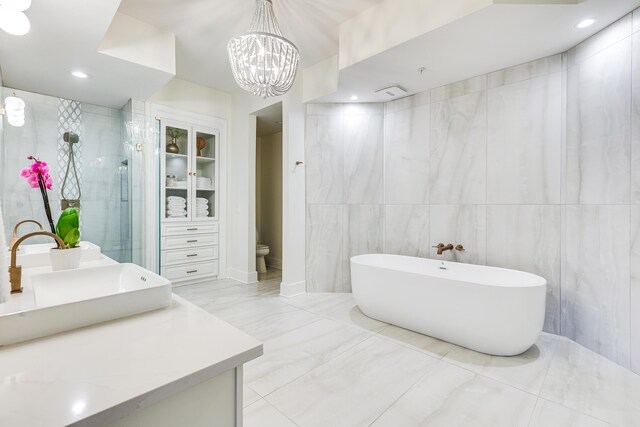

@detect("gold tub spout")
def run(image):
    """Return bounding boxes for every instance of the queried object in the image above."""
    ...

[9,231,66,294]
[9,220,44,251]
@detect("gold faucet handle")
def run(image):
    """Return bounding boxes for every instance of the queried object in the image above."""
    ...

[455,245,465,251]
[10,220,45,251]
[431,243,445,249]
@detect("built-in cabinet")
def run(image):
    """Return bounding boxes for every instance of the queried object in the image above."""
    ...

[158,116,224,285]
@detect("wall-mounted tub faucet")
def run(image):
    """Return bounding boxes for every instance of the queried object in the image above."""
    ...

[433,243,454,255]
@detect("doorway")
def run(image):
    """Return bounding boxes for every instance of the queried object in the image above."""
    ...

[254,103,283,283]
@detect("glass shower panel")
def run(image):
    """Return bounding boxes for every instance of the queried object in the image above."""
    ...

[0,86,141,264]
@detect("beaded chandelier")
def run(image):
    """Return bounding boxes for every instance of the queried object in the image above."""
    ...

[227,0,300,98]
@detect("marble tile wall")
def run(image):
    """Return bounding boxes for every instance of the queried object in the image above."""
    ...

[0,87,134,263]
[305,8,640,373]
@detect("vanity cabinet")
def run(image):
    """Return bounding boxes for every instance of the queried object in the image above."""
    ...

[158,117,223,285]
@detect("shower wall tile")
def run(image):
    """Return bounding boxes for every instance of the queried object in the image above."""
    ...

[486,205,562,334]
[430,75,487,103]
[344,113,384,204]
[563,205,630,368]
[305,114,344,204]
[384,91,430,114]
[306,205,346,293]
[384,205,430,257]
[343,205,384,290]
[384,98,429,204]
[633,33,640,203]
[566,40,632,204]
[487,54,562,89]
[487,73,562,204]
[631,206,640,374]
[635,8,640,33]
[566,14,633,67]
[430,91,486,205]
[429,205,486,265]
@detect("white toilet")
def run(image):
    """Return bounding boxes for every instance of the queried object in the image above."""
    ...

[256,230,270,274]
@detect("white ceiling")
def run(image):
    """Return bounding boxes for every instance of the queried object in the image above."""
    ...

[118,0,385,93]
[0,0,174,108]
[321,0,640,103]
[1,0,639,108]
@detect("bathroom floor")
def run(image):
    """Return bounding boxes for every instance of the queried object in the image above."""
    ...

[176,280,640,427]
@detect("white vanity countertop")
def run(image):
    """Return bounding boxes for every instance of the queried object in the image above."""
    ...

[0,273,263,426]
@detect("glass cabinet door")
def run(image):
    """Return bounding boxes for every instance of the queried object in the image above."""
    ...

[161,121,191,221]
[192,126,218,220]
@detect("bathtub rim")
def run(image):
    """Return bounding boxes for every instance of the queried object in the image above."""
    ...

[350,254,547,289]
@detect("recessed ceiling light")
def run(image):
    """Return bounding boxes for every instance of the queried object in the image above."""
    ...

[71,71,90,79]
[350,95,359,101]
[576,19,595,29]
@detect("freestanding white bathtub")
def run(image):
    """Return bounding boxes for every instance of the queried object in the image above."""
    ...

[351,254,547,356]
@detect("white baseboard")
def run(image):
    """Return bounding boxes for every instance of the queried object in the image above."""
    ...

[228,268,258,284]
[280,280,306,298]
[265,256,282,269]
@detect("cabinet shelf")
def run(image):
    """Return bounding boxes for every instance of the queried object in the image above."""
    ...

[166,153,188,159]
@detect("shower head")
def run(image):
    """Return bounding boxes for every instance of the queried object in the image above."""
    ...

[63,132,79,144]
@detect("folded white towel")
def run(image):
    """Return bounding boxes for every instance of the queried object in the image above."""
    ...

[167,203,186,208]
[167,209,187,214]
[167,196,186,202]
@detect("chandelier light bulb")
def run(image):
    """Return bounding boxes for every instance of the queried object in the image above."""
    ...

[227,0,300,99]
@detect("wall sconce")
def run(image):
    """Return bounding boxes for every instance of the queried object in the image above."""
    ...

[1,94,26,127]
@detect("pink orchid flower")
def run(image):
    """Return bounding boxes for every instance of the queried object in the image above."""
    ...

[20,157,53,190]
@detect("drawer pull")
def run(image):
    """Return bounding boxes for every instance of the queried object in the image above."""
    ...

[187,228,198,231]
[187,240,198,243]
[187,270,198,274]
[186,254,198,258]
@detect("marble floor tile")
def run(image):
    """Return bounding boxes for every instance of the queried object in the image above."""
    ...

[244,399,297,427]
[529,399,614,427]
[212,298,322,341]
[372,361,537,427]
[265,335,438,427]
[244,384,262,408]
[442,333,559,394]
[540,339,640,426]
[245,318,371,396]
[377,324,456,359]
[313,296,388,333]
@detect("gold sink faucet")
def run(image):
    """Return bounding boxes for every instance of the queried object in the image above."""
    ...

[9,220,44,251]
[9,231,66,294]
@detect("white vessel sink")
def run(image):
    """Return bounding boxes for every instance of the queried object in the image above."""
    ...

[0,264,172,347]
[14,241,102,268]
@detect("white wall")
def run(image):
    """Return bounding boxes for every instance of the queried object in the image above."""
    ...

[256,132,283,269]
[228,80,306,296]
[148,78,231,120]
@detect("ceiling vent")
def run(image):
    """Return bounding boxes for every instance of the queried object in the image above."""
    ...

[375,85,407,98]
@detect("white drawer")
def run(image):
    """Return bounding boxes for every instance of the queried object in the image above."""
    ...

[161,233,218,250]
[162,260,219,282]
[161,246,218,266]
[162,223,218,236]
